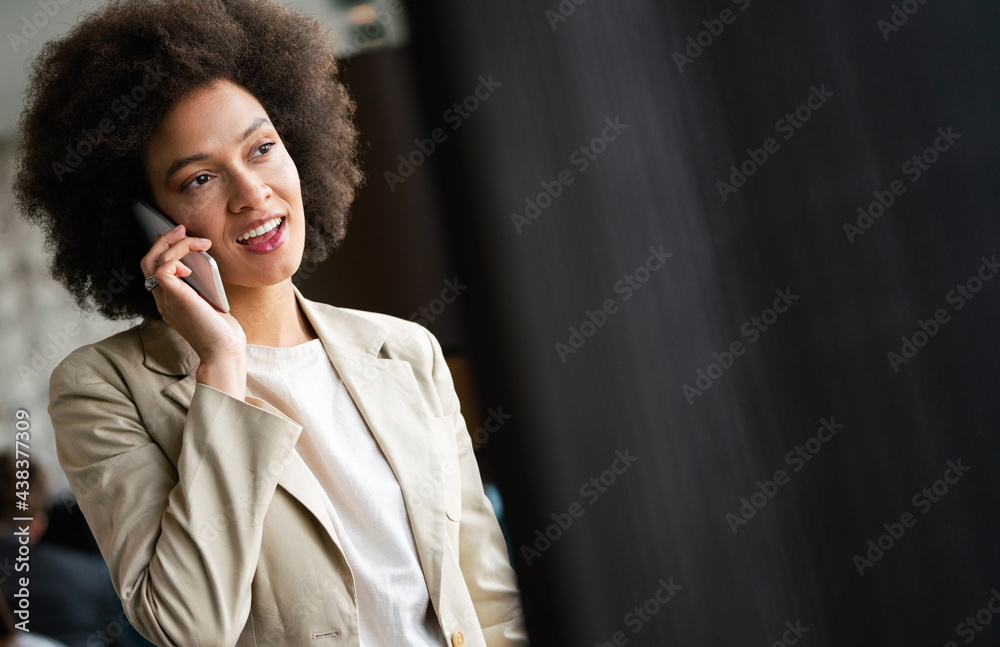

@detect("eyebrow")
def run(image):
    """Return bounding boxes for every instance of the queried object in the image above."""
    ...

[164,117,273,183]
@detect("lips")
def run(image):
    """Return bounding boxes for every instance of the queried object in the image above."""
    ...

[236,216,286,254]
[236,216,283,243]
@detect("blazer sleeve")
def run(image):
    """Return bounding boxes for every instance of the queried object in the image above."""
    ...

[423,329,530,646]
[48,352,303,647]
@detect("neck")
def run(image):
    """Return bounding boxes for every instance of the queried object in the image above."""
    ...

[224,279,317,347]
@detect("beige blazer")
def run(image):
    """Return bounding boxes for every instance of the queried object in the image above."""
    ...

[48,286,528,647]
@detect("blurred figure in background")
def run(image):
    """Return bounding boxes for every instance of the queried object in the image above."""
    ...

[0,595,67,647]
[0,453,151,646]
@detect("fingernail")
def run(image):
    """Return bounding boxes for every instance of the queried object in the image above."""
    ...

[200,238,211,243]
[172,224,183,231]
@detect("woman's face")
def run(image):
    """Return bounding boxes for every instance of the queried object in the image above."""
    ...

[143,79,306,291]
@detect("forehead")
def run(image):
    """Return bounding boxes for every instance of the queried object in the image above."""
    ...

[149,80,268,153]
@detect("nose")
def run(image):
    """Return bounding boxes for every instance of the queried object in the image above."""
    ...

[227,166,272,213]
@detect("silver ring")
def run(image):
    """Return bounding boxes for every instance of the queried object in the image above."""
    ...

[144,276,158,291]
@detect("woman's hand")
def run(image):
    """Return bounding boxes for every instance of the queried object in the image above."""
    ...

[140,224,247,398]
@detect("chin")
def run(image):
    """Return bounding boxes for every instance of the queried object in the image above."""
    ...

[220,259,302,291]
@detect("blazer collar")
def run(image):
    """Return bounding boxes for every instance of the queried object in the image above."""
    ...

[138,284,387,376]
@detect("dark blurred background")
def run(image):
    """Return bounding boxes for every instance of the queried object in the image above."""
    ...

[318,0,1000,644]
[3,0,999,645]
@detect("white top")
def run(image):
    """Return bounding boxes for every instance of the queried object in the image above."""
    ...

[245,339,447,647]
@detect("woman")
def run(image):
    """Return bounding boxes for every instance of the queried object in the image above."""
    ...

[13,1,527,645]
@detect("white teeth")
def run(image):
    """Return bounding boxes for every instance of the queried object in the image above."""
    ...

[237,217,282,242]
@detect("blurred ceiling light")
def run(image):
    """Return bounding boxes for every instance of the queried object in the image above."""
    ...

[328,0,409,57]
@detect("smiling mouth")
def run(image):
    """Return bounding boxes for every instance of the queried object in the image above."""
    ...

[236,216,283,244]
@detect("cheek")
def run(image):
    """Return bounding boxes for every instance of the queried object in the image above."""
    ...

[278,151,303,200]
[165,203,228,244]
[176,213,219,240]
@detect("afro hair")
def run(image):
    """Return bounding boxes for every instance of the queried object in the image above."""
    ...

[13,0,364,320]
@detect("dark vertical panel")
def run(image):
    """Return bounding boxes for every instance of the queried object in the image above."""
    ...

[405,0,1000,644]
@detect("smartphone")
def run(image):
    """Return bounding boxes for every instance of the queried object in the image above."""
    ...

[132,199,230,312]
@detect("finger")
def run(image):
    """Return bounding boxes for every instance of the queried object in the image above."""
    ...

[141,224,185,276]
[152,258,196,295]
[153,237,212,272]
[152,259,222,318]
[152,226,185,241]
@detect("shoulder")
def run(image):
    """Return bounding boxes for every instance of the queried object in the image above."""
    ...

[48,316,192,401]
[49,323,145,388]
[300,297,443,365]
[343,307,436,349]
[298,298,455,413]
[323,303,424,335]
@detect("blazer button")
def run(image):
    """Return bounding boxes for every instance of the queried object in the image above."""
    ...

[451,630,464,647]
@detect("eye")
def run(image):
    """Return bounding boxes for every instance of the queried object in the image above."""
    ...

[251,142,276,159]
[182,173,212,191]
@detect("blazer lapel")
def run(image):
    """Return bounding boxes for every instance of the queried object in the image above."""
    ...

[296,287,446,608]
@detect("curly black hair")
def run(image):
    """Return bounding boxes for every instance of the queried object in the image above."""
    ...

[13,0,363,321]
